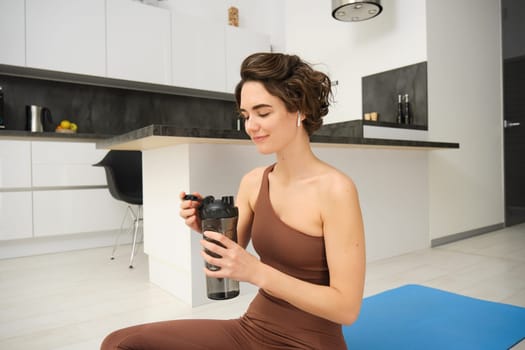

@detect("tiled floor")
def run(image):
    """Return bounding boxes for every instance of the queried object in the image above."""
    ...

[0,223,524,349]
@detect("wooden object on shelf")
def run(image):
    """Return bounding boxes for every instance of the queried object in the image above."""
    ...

[228,6,239,27]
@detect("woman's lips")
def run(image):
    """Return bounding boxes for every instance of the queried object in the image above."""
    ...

[252,135,269,143]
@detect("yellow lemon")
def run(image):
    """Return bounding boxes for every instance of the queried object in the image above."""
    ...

[70,123,78,132]
[60,120,71,129]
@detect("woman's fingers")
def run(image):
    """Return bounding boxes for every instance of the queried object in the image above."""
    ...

[203,230,232,246]
[201,233,230,254]
[179,192,201,219]
[199,231,258,283]
[180,206,195,219]
[185,215,197,226]
[179,191,203,202]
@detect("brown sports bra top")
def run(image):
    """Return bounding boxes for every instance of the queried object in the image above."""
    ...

[251,164,330,286]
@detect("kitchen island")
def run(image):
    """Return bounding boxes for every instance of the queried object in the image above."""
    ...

[98,124,459,307]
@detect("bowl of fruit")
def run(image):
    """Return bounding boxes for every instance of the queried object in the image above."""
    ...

[55,120,78,133]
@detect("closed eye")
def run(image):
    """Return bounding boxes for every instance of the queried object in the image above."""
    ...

[239,112,270,120]
[239,104,273,119]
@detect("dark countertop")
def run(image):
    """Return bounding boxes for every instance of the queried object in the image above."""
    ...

[0,129,111,142]
[96,124,460,150]
[1,124,459,150]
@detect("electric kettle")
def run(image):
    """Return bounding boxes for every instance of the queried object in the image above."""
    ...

[26,105,53,132]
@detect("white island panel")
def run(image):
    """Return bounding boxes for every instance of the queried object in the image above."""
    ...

[142,144,194,305]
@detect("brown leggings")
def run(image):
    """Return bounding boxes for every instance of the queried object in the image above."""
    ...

[99,316,325,350]
[100,292,347,350]
[101,318,246,350]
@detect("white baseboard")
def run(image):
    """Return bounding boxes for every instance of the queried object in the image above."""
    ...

[431,223,504,247]
[0,229,140,259]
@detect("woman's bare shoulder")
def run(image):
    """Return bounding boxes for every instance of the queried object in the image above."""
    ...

[318,164,358,201]
[241,165,268,186]
[238,165,271,204]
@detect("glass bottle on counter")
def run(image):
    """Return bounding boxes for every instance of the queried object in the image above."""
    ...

[404,94,411,124]
[0,86,5,129]
[396,94,403,124]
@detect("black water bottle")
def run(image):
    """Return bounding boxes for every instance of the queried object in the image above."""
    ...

[199,195,240,300]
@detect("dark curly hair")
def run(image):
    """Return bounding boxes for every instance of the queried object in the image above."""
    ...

[234,52,333,136]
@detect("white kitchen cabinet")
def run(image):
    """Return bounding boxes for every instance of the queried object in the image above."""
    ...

[0,0,25,66]
[225,26,271,93]
[0,141,32,240]
[30,141,128,238]
[106,0,171,85]
[25,0,106,76]
[32,188,126,237]
[31,141,107,187]
[0,192,33,240]
[0,140,31,188]
[0,139,128,242]
[171,12,226,92]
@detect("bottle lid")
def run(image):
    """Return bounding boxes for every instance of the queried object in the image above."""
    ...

[199,195,238,219]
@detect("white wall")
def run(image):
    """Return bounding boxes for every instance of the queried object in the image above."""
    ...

[426,0,504,239]
[283,0,504,241]
[313,146,429,261]
[284,0,427,123]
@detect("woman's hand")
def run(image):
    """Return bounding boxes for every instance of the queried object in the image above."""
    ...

[200,230,261,284]
[179,191,203,233]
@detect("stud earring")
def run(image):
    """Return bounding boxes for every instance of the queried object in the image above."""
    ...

[297,112,302,127]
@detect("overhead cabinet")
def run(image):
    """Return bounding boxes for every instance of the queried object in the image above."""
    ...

[25,0,106,76]
[106,0,172,85]
[171,12,226,92]
[171,13,272,94]
[0,0,25,66]
[1,1,272,94]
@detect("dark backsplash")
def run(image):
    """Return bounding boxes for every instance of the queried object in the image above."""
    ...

[1,61,428,137]
[0,74,238,135]
[362,62,428,127]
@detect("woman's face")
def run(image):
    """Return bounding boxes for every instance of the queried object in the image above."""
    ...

[240,81,300,154]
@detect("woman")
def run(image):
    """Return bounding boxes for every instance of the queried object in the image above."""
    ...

[101,52,365,350]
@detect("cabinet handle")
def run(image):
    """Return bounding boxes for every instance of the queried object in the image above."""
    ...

[504,120,521,129]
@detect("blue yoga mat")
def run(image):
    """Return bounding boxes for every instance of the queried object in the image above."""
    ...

[343,284,525,350]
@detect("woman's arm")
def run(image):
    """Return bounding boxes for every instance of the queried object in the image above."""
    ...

[260,175,365,324]
[201,172,365,325]
[234,170,257,249]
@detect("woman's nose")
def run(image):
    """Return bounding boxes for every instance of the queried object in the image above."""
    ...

[244,117,259,132]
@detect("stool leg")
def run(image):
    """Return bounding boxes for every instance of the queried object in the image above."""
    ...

[129,205,142,269]
[111,205,132,260]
